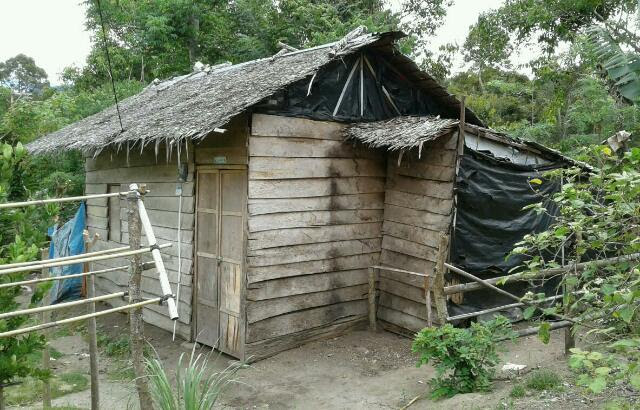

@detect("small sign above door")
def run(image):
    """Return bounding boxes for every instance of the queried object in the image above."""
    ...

[213,156,227,164]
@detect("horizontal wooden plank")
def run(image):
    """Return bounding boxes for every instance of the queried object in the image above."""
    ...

[248,222,381,250]
[87,206,108,218]
[384,190,453,216]
[248,239,381,267]
[396,162,455,182]
[398,143,457,167]
[247,285,368,323]
[379,267,429,289]
[248,193,384,215]
[85,184,107,195]
[383,204,451,231]
[386,174,454,200]
[382,220,441,249]
[119,208,194,230]
[85,164,194,184]
[376,306,427,333]
[248,177,385,199]
[380,249,435,277]
[247,269,368,300]
[244,316,366,362]
[248,209,383,232]
[92,238,193,261]
[86,182,196,197]
[247,253,379,283]
[379,291,431,321]
[378,276,426,304]
[92,259,193,287]
[122,223,194,244]
[249,157,385,179]
[195,146,247,165]
[251,113,345,140]
[249,137,380,159]
[247,300,367,343]
[87,215,108,229]
[381,235,437,262]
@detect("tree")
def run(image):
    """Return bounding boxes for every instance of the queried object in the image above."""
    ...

[0,54,49,97]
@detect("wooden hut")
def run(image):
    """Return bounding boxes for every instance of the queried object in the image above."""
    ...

[27,28,576,361]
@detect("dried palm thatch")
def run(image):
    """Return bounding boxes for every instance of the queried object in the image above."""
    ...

[344,116,459,151]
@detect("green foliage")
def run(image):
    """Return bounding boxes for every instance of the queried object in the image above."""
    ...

[509,384,526,398]
[411,316,516,399]
[0,54,49,95]
[146,348,245,410]
[5,371,89,406]
[525,369,562,391]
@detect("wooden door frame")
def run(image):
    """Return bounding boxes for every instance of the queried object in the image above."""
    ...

[192,164,248,359]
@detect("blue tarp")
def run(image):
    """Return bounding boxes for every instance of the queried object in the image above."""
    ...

[48,202,86,304]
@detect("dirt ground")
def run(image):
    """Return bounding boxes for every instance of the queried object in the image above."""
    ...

[7,303,634,410]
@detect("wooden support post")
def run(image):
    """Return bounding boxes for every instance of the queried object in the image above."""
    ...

[83,231,100,410]
[127,187,153,410]
[41,247,51,410]
[424,275,432,328]
[368,267,377,330]
[433,234,450,324]
[564,232,580,355]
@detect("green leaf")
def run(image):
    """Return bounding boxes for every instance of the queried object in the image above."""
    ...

[619,306,635,324]
[523,306,536,320]
[530,178,543,185]
[588,376,607,394]
[594,367,611,376]
[538,322,551,344]
[630,373,640,390]
[587,352,603,361]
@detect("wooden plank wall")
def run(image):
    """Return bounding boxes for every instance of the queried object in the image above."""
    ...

[244,114,386,360]
[84,144,195,339]
[377,131,458,335]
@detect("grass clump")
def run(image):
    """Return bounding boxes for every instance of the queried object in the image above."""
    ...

[526,369,562,391]
[509,384,526,398]
[5,371,89,405]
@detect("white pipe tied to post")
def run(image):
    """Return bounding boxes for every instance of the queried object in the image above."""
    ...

[172,143,184,340]
[129,183,179,320]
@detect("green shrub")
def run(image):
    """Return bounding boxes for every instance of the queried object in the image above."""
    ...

[526,369,561,391]
[509,384,526,398]
[412,316,516,399]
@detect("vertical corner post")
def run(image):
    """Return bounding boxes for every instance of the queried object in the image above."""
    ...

[433,234,450,324]
[83,230,100,410]
[41,247,52,409]
[368,267,377,331]
[127,184,153,409]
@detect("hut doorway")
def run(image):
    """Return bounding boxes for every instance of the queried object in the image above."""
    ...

[194,167,246,358]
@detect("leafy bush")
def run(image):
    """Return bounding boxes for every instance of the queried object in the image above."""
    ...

[526,369,562,391]
[412,316,516,399]
[146,347,245,410]
[509,384,526,398]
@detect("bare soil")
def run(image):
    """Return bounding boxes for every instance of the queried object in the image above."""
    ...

[8,303,636,409]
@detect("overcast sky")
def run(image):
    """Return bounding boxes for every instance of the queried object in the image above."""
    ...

[0,0,509,85]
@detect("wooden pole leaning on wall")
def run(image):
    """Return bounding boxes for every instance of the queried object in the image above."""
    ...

[127,185,153,410]
[368,267,377,330]
[433,234,450,324]
[83,231,100,410]
[41,247,51,409]
[564,232,580,355]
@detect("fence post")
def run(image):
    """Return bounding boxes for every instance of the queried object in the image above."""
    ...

[368,267,377,330]
[41,247,51,410]
[433,234,450,324]
[83,231,100,410]
[564,232,580,355]
[127,184,153,410]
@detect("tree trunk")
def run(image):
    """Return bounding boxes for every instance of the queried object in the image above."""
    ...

[188,10,200,65]
[127,189,153,410]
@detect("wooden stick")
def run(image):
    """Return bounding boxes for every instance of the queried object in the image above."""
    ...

[0,292,126,320]
[333,58,360,116]
[370,265,433,278]
[127,186,153,410]
[84,231,100,410]
[41,247,51,409]
[433,234,450,324]
[133,184,178,320]
[0,245,129,270]
[0,244,170,276]
[425,275,432,327]
[446,293,576,322]
[0,266,127,289]
[368,267,377,330]
[362,55,401,115]
[565,232,580,355]
[0,191,131,210]
[443,252,640,295]
[517,321,572,338]
[445,263,522,304]
[0,298,163,338]
[359,53,364,117]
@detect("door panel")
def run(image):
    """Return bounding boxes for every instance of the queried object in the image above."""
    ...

[195,168,246,358]
[195,170,220,347]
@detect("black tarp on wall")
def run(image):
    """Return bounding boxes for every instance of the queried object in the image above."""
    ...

[448,148,566,317]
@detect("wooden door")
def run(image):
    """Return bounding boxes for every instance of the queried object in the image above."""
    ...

[195,168,246,358]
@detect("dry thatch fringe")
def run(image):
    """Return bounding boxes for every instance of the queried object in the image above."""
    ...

[26,28,403,157]
[344,116,459,151]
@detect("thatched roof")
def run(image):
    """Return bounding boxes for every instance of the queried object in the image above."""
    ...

[344,116,459,150]
[27,28,481,155]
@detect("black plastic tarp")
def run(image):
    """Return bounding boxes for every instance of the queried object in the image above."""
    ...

[448,148,565,317]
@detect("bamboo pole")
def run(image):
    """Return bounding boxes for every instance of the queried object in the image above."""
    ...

[0,292,126,320]
[565,232,580,355]
[0,244,170,276]
[132,184,178,320]
[0,191,132,210]
[83,231,100,410]
[425,275,432,327]
[41,247,51,409]
[0,298,162,338]
[445,263,522,304]
[127,186,153,410]
[368,267,377,330]
[370,265,433,278]
[517,321,572,339]
[0,266,127,289]
[443,252,640,295]
[0,245,129,270]
[433,234,450,324]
